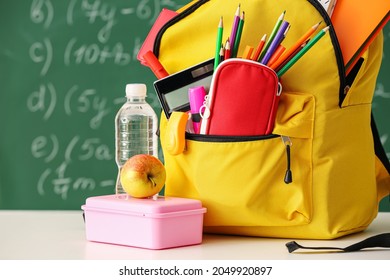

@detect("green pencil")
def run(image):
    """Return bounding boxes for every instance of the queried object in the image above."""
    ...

[233,11,245,58]
[258,10,285,61]
[214,17,224,70]
[277,26,330,77]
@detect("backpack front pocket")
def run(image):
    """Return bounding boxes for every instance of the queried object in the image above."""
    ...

[162,92,315,228]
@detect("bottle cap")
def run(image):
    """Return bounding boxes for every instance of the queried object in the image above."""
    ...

[125,84,147,98]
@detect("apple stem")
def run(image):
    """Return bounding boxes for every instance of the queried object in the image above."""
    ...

[148,176,157,187]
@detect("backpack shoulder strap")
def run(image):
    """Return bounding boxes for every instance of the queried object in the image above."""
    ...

[286,233,390,253]
[287,115,390,253]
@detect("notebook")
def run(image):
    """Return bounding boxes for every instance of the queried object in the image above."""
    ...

[331,0,390,74]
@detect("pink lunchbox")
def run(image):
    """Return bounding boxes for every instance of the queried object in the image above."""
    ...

[81,195,207,250]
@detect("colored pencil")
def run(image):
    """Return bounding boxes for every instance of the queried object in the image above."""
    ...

[267,45,286,66]
[270,21,321,70]
[277,26,330,77]
[259,10,285,61]
[229,4,241,58]
[214,17,224,70]
[275,39,308,73]
[251,34,267,61]
[261,20,290,65]
[224,38,231,59]
[233,11,245,58]
[242,45,254,59]
[219,43,225,64]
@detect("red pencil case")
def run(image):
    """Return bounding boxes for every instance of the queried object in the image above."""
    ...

[200,59,281,136]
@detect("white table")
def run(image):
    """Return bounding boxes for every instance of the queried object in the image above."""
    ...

[0,211,389,260]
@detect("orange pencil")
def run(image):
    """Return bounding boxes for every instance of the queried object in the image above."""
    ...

[224,38,231,59]
[270,21,321,70]
[274,39,308,73]
[242,45,254,59]
[267,45,286,66]
[251,34,267,61]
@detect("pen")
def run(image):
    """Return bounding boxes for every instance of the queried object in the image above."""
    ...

[232,11,245,58]
[277,26,330,77]
[229,4,241,58]
[214,17,224,70]
[261,20,290,65]
[270,21,321,70]
[259,10,285,61]
[251,34,267,61]
[142,50,169,79]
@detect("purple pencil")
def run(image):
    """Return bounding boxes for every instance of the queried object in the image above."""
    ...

[261,20,290,65]
[229,4,241,58]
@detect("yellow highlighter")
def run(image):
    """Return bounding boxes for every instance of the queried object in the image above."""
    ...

[164,112,188,156]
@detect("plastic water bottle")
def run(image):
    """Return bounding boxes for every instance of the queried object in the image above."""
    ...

[115,84,158,196]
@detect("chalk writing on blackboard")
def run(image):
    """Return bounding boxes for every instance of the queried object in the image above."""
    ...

[30,0,54,29]
[63,38,131,66]
[33,135,114,200]
[24,0,183,201]
[29,38,53,76]
[26,83,121,129]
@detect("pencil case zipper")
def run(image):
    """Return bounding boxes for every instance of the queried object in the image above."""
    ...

[153,0,347,106]
[186,133,293,184]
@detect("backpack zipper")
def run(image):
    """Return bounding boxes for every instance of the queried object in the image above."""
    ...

[307,0,347,106]
[153,0,210,57]
[185,133,278,142]
[186,133,293,184]
[153,0,347,106]
[281,135,293,184]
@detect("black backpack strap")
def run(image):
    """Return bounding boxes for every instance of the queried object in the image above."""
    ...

[286,233,390,253]
[287,114,390,254]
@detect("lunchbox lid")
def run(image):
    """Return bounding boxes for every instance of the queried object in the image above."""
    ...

[82,195,205,217]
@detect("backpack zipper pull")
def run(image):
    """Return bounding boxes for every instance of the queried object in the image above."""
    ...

[281,136,293,184]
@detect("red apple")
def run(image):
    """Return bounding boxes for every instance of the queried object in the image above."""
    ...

[120,154,166,198]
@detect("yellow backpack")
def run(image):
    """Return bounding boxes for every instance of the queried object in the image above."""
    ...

[144,0,390,240]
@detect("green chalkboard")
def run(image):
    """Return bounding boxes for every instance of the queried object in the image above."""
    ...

[0,1,389,211]
[0,0,187,210]
[375,24,390,212]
